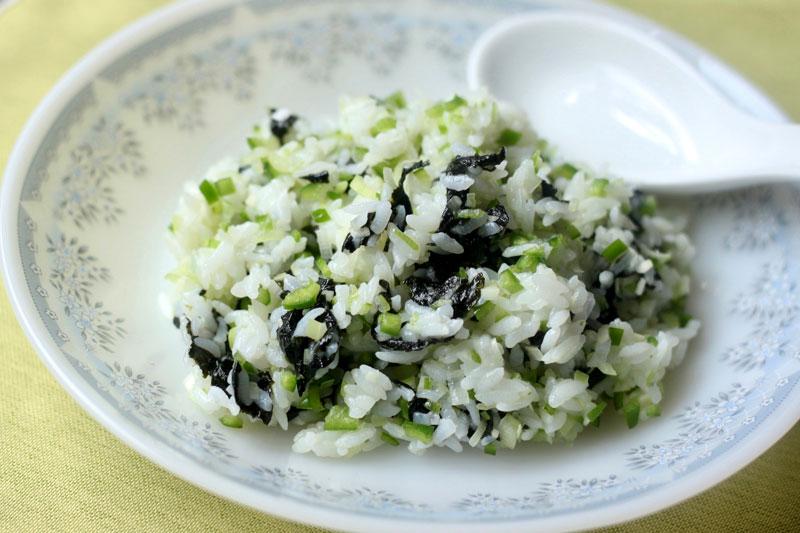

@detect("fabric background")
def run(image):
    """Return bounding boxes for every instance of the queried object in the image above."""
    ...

[1,0,799,531]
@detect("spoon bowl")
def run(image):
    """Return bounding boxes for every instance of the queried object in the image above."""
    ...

[468,12,800,191]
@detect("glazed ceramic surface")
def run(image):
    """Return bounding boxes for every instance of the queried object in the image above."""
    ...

[3,1,800,531]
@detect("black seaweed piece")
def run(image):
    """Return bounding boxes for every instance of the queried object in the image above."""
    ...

[186,325,234,391]
[529,330,545,347]
[299,171,329,183]
[445,147,506,175]
[269,108,298,143]
[406,273,485,318]
[408,396,430,419]
[379,279,392,294]
[586,368,606,388]
[466,411,494,438]
[593,283,620,324]
[278,309,340,393]
[232,361,273,425]
[369,315,455,352]
[424,202,510,280]
[450,273,485,317]
[406,276,462,307]
[372,334,434,352]
[486,204,510,229]
[187,341,233,390]
[391,160,428,230]
[341,212,376,253]
[238,164,251,173]
[172,316,180,329]
[627,189,646,231]
[540,180,557,199]
[316,276,336,307]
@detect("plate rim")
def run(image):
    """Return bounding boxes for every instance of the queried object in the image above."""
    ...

[1,0,797,532]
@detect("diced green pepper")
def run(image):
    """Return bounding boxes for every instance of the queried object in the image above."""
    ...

[311,208,331,223]
[587,401,607,427]
[383,91,407,110]
[590,178,609,197]
[256,288,271,306]
[608,327,624,346]
[483,442,497,455]
[513,249,546,273]
[324,405,360,431]
[601,239,628,263]
[624,400,641,428]
[398,397,410,420]
[473,301,495,322]
[283,281,321,310]
[281,372,297,392]
[297,383,323,411]
[215,177,236,196]
[426,95,468,118]
[298,183,328,203]
[315,256,332,277]
[613,392,625,410]
[219,415,243,428]
[370,116,397,136]
[640,195,657,216]
[499,269,524,294]
[381,431,400,446]
[497,128,522,146]
[551,163,578,180]
[199,179,219,204]
[402,421,434,443]
[378,313,402,336]
[392,228,419,251]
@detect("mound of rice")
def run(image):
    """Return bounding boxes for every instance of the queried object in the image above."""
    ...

[166,92,699,457]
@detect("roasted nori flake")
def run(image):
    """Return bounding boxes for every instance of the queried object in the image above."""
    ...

[371,334,434,352]
[185,321,234,390]
[269,108,298,143]
[232,361,273,424]
[628,190,647,231]
[445,147,506,175]
[406,273,484,318]
[238,164,251,174]
[299,170,330,183]
[529,329,545,347]
[408,396,430,418]
[406,276,461,307]
[424,194,510,279]
[486,204,510,229]
[540,180,557,199]
[391,160,428,230]
[172,316,180,329]
[278,309,340,393]
[450,273,485,317]
[341,212,376,253]
[586,368,606,388]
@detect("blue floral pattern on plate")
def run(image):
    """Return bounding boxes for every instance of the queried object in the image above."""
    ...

[6,0,800,525]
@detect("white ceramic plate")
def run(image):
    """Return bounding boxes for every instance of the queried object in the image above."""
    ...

[3,1,800,531]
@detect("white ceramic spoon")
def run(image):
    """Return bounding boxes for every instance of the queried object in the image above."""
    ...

[467,12,800,192]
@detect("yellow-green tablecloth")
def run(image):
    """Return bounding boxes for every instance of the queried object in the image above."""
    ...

[2,1,799,531]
